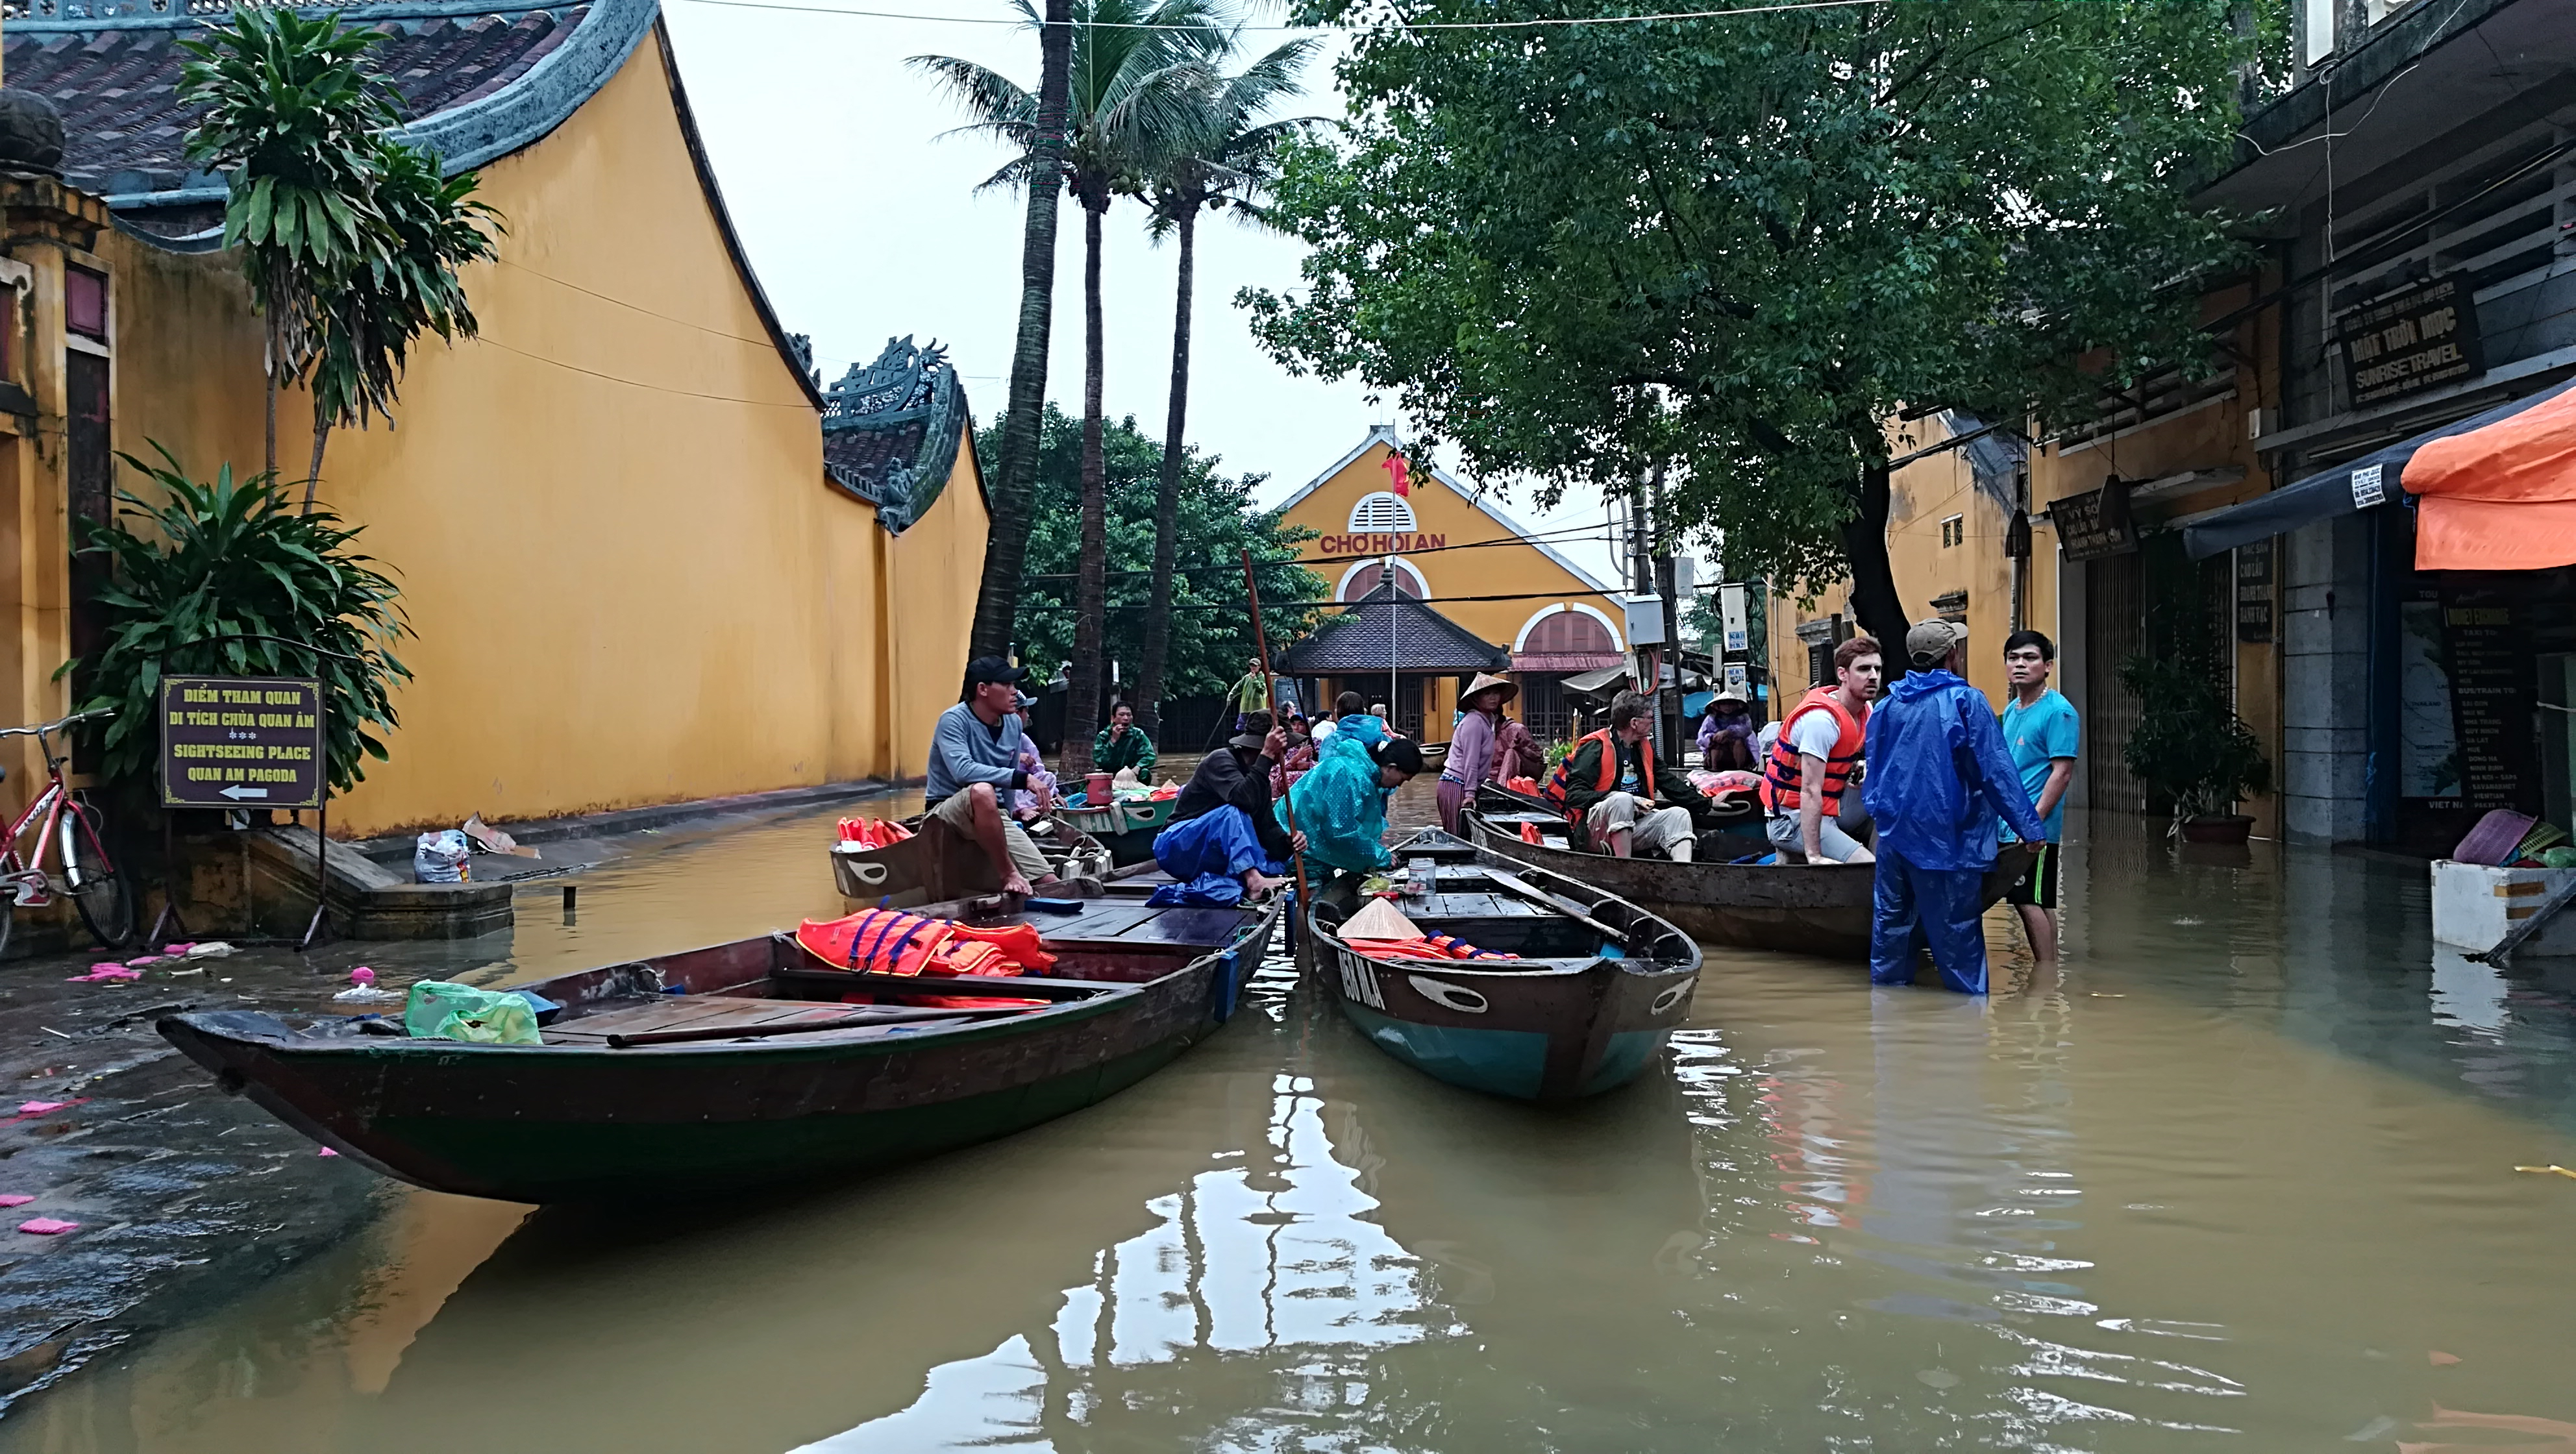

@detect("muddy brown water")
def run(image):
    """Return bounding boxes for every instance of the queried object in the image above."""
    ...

[5,785,2576,1451]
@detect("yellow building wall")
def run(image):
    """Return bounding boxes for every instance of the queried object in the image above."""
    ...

[1279,437,1628,743]
[82,29,983,835]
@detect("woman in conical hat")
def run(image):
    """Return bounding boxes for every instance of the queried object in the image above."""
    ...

[1436,672,1519,835]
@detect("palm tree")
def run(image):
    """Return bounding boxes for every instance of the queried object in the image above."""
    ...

[915,0,1226,777]
[1132,40,1317,739]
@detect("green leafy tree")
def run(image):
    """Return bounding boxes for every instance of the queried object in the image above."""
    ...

[1132,40,1320,739]
[180,6,502,509]
[1245,2,2255,652]
[917,0,1230,776]
[66,446,412,796]
[985,406,1322,719]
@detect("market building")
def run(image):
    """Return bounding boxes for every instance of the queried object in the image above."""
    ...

[0,0,987,837]
[1274,426,1627,743]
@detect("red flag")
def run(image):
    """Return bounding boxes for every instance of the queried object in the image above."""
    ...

[1381,452,1411,497]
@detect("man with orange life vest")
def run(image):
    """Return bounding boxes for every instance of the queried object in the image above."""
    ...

[1547,691,1717,859]
[1763,635,1883,863]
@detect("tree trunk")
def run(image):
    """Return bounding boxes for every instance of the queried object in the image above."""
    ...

[304,400,331,515]
[967,0,1076,665]
[1135,203,1196,740]
[1061,198,1111,782]
[264,324,279,478]
[1837,460,1913,671]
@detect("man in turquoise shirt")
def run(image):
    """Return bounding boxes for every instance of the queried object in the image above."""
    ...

[1999,629,2079,963]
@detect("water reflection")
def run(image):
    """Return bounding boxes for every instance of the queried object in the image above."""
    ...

[9,829,2576,1451]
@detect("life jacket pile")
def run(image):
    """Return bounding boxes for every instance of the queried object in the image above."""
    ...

[1503,776,1541,796]
[1518,820,1544,844]
[795,907,1059,1009]
[1344,932,1519,965]
[1540,728,1653,822]
[1758,688,1868,815]
[836,817,915,848]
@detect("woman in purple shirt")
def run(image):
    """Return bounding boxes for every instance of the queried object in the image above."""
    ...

[1437,673,1518,834]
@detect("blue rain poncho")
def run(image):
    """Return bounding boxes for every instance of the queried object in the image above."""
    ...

[1282,733,1395,873]
[1861,670,2047,994]
[1148,806,1283,907]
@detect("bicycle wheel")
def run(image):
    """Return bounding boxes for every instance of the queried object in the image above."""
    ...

[61,802,133,949]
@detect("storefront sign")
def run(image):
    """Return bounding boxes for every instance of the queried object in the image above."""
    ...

[2235,540,2273,643]
[158,675,325,809]
[2441,595,2538,813]
[2052,480,2136,561]
[2339,274,2484,409]
[1719,584,1749,655]
[1316,532,1446,555]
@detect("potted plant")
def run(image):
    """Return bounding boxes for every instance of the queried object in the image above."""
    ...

[2118,619,2271,844]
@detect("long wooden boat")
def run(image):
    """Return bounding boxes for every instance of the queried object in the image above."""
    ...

[830,813,1108,902]
[1465,805,2032,958]
[157,885,1280,1203]
[1307,829,1701,1102]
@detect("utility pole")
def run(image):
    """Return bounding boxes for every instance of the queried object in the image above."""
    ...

[1652,462,1682,761]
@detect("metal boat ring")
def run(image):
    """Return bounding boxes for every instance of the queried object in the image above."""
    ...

[1407,976,1490,1014]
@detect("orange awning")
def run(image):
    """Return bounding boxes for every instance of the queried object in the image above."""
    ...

[2404,382,2576,571]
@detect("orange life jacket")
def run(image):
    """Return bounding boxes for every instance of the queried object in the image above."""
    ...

[1759,688,1867,815]
[795,908,1057,981]
[1540,728,1655,822]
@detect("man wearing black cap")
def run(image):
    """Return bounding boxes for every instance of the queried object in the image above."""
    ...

[926,656,1059,896]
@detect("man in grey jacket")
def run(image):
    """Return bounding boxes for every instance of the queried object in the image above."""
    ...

[926,657,1059,896]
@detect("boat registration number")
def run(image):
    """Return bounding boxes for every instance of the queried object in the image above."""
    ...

[1337,952,1386,1010]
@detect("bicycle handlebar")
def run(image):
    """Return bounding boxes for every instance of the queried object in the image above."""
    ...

[0,707,113,740]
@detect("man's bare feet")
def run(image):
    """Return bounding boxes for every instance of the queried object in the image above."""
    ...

[1002,872,1034,896]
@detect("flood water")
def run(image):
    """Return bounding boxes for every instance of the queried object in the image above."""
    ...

[7,796,2576,1452]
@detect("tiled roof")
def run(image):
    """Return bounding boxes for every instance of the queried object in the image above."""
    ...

[3,10,586,199]
[1276,580,1510,674]
[821,337,974,531]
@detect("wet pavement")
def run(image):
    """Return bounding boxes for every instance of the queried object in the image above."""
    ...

[5,783,2576,1450]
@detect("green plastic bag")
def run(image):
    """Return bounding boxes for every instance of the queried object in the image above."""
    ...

[2540,846,2576,870]
[404,981,542,1046]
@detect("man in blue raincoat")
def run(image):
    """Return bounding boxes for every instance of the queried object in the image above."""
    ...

[1860,621,2048,993]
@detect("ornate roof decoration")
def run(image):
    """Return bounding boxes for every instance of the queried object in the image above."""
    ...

[1,0,659,243]
[821,336,971,532]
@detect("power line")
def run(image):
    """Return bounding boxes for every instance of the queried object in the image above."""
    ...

[1018,521,1622,580]
[669,0,1885,29]
[469,336,819,408]
[1016,584,1643,610]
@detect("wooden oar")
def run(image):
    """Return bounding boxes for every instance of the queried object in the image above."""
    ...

[2470,871,2576,967]
[1241,548,1311,915]
[606,1004,1035,1048]
[1478,866,1631,948]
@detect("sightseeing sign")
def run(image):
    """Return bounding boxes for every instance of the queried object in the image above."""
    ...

[158,676,326,809]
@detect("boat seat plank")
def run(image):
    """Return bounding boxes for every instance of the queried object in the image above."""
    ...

[547,998,860,1044]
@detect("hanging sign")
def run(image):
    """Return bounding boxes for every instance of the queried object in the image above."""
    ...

[2339,273,2484,408]
[158,676,326,809]
[1720,584,1749,656]
[2052,479,2137,561]
[2235,539,2274,644]
[2441,595,2538,813]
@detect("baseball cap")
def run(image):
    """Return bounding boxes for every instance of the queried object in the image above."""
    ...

[963,656,1030,689]
[1905,619,1968,667]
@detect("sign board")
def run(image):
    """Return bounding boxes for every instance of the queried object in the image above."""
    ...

[158,676,325,809]
[1720,584,1750,655]
[2339,273,2483,409]
[2053,481,2136,561]
[1724,662,1750,696]
[2441,595,2539,813]
[2235,540,2274,644]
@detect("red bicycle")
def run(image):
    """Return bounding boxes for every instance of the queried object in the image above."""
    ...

[0,707,132,954]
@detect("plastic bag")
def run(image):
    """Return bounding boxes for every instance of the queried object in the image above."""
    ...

[402,981,541,1045]
[2541,846,2576,870]
[413,830,471,884]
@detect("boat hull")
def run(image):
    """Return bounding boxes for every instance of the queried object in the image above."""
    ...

[1466,809,2033,958]
[1308,833,1701,1102]
[159,905,1278,1203]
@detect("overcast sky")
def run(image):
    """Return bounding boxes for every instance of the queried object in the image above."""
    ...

[659,0,1631,589]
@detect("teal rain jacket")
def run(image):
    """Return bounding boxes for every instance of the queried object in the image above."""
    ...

[1860,670,2047,870]
[1282,733,1395,873]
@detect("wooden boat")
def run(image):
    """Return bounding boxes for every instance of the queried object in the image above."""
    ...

[830,812,1109,902]
[1473,779,1768,852]
[1465,804,2033,958]
[1306,829,1702,1102]
[1053,792,1178,867]
[156,884,1281,1203]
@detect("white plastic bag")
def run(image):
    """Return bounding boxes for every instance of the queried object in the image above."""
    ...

[413,830,471,884]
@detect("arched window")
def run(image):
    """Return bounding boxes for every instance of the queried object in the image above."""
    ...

[1349,491,1417,533]
[1339,559,1428,600]
[1525,610,1615,654]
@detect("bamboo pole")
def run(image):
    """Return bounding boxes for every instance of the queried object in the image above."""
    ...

[1240,549,1311,919]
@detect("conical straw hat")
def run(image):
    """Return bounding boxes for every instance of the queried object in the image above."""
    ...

[1340,896,1423,941]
